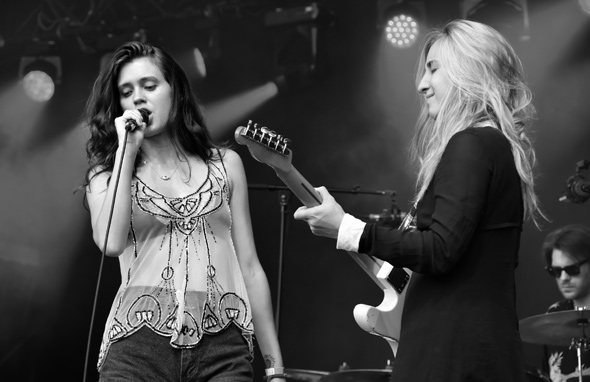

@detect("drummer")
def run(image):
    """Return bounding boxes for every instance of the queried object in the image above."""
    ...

[541,224,590,381]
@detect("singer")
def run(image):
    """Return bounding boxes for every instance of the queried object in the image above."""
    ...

[81,42,286,382]
[293,20,547,382]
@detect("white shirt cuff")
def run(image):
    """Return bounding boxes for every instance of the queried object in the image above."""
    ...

[336,213,366,252]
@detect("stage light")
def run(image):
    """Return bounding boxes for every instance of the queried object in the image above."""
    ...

[265,3,322,27]
[192,27,221,80]
[269,27,316,94]
[272,64,313,94]
[19,56,62,102]
[265,3,334,94]
[385,14,419,48]
[461,0,529,41]
[579,0,590,16]
[193,48,207,79]
[378,0,425,48]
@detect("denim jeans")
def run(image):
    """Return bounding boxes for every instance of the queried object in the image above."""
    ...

[99,324,253,382]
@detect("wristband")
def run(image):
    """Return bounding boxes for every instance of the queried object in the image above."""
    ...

[265,367,287,380]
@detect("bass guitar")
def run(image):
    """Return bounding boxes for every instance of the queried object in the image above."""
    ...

[235,120,412,356]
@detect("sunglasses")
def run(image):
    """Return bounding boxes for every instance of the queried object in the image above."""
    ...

[545,258,589,278]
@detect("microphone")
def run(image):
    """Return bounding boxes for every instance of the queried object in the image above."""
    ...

[125,108,150,131]
[559,175,590,204]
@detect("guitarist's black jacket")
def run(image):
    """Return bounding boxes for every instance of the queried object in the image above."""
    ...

[359,127,527,382]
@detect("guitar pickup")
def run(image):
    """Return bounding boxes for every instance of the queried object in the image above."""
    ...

[386,267,411,294]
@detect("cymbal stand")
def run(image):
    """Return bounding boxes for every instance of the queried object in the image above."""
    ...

[570,309,590,382]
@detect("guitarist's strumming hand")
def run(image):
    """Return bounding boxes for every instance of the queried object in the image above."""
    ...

[293,186,345,239]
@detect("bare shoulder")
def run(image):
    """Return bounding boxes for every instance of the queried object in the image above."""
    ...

[218,147,240,162]
[215,148,247,184]
[86,165,109,193]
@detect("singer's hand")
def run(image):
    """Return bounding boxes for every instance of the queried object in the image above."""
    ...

[293,187,345,239]
[114,109,146,148]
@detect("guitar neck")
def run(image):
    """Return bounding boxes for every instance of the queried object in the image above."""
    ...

[275,166,322,208]
[274,165,385,282]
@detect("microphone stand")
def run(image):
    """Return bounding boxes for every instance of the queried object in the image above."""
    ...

[84,129,130,382]
[247,184,396,338]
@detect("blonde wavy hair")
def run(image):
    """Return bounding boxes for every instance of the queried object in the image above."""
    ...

[411,19,545,226]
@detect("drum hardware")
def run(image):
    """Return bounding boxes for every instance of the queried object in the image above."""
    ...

[281,366,391,382]
[308,360,393,382]
[283,368,329,381]
[520,308,590,382]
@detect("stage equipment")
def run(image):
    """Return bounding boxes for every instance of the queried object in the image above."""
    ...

[377,0,425,48]
[19,56,61,102]
[265,3,322,27]
[520,309,590,382]
[265,3,334,94]
[461,0,529,41]
[319,368,392,382]
[284,368,329,381]
[559,159,590,204]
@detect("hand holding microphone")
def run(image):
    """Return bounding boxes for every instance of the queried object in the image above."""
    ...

[124,108,150,131]
[114,108,151,148]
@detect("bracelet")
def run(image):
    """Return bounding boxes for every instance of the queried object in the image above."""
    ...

[265,367,287,380]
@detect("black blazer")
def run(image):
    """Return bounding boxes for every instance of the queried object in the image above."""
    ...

[360,126,527,382]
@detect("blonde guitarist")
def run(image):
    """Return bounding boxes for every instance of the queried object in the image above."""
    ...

[293,19,546,382]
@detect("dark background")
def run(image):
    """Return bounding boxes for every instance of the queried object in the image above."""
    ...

[0,0,588,381]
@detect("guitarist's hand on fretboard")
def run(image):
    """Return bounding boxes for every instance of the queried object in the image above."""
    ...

[293,186,345,239]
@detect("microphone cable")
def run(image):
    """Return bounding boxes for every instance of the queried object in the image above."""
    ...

[83,129,131,382]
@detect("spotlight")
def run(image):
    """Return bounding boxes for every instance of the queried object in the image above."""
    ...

[378,0,425,48]
[193,48,207,79]
[192,27,222,80]
[19,56,62,102]
[579,0,590,16]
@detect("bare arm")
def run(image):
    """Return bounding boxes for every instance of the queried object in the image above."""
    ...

[224,149,286,380]
[86,110,146,256]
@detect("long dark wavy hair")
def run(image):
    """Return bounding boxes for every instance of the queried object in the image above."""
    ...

[81,41,217,189]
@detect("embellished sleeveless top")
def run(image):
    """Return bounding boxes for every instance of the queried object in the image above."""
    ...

[97,158,254,370]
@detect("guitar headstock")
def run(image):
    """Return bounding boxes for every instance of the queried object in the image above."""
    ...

[235,121,293,173]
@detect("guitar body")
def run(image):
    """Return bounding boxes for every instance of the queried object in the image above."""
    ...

[352,261,412,356]
[235,121,412,356]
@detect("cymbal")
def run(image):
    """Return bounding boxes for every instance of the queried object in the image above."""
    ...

[519,309,590,346]
[319,369,391,382]
[285,368,329,381]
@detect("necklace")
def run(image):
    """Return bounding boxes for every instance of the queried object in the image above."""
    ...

[142,159,180,181]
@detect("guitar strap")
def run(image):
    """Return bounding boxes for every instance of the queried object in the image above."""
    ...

[398,203,417,231]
